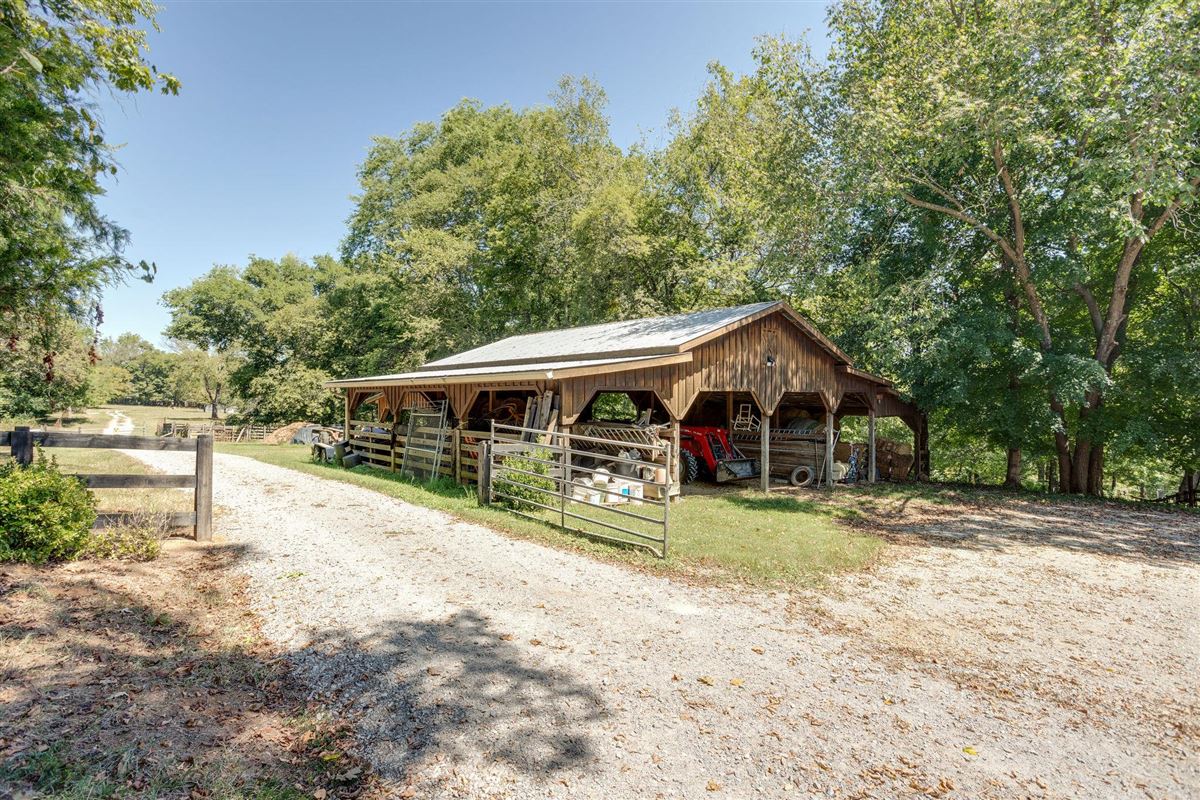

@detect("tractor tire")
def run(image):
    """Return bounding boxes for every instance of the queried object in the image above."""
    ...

[680,450,701,484]
[789,465,816,487]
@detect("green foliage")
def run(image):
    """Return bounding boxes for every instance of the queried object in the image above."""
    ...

[79,524,161,561]
[590,392,638,422]
[158,7,1198,493]
[0,0,178,334]
[242,364,339,425]
[0,315,96,418]
[821,0,1200,491]
[495,449,557,511]
[0,452,97,563]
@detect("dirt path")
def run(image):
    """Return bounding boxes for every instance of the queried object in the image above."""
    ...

[130,450,1199,799]
[101,409,134,435]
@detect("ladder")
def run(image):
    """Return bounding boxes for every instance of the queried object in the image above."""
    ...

[400,399,449,481]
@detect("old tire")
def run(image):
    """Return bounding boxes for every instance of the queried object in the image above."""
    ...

[680,450,701,484]
[789,465,815,487]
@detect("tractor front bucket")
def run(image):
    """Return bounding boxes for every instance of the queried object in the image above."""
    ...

[715,458,759,482]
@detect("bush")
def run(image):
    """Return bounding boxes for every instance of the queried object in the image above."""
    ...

[495,448,558,511]
[0,452,97,564]
[80,524,162,561]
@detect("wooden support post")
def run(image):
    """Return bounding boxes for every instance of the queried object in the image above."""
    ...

[726,392,734,430]
[343,392,351,440]
[11,426,33,466]
[477,441,492,505]
[868,411,877,484]
[760,412,771,492]
[452,428,462,483]
[194,433,213,542]
[671,418,681,494]
[825,410,835,489]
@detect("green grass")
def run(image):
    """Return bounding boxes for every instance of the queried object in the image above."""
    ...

[218,443,883,587]
[102,403,218,437]
[39,447,192,514]
[1,404,216,436]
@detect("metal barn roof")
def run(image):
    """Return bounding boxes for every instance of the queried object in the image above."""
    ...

[423,301,780,370]
[326,301,864,388]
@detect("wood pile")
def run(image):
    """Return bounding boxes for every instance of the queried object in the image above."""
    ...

[731,429,850,481]
[871,437,914,480]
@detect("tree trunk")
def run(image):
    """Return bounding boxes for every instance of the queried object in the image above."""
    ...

[1004,447,1022,489]
[1054,432,1072,494]
[1047,458,1057,492]
[1088,444,1104,497]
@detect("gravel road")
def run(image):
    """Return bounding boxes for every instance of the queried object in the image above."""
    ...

[131,450,1199,799]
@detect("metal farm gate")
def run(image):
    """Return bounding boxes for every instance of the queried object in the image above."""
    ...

[481,423,672,558]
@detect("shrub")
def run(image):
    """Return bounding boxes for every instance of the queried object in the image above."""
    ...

[0,452,97,563]
[80,524,162,561]
[494,448,558,511]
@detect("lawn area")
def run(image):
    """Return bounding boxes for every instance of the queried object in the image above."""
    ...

[46,448,193,514]
[104,403,218,436]
[218,443,884,587]
[0,404,215,436]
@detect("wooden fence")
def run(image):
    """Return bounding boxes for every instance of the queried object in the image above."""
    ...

[159,421,279,442]
[347,421,493,484]
[3,426,213,541]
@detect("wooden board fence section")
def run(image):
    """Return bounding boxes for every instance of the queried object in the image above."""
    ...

[5,426,212,541]
[347,421,489,483]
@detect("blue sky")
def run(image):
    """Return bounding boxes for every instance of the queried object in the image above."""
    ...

[96,0,831,344]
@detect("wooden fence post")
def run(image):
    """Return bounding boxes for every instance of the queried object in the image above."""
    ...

[12,426,33,466]
[477,441,492,505]
[452,428,462,483]
[194,433,213,541]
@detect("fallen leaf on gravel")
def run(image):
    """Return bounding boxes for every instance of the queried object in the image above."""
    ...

[729,678,744,687]
[672,674,681,681]
[529,638,542,646]
[697,676,714,686]
[962,746,978,756]
[706,780,721,791]
[500,634,514,641]
[751,647,764,655]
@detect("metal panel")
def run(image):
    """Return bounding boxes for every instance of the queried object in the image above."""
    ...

[486,423,672,558]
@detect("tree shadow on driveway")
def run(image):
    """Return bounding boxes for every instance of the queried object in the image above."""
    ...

[851,493,1200,567]
[292,608,607,791]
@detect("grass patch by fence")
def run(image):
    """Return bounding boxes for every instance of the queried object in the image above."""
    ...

[219,443,883,587]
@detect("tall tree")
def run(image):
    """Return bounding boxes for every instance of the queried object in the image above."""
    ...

[828,0,1200,494]
[0,0,178,334]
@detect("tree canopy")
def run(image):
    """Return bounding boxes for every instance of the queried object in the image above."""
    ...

[16,0,1192,495]
[0,0,178,333]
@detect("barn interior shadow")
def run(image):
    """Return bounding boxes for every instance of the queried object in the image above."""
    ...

[293,608,606,787]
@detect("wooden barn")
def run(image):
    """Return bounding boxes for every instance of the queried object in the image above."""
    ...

[327,301,927,490]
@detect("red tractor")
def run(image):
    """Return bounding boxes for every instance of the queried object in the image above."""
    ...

[677,425,759,483]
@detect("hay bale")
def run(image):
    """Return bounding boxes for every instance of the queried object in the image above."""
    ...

[264,421,313,445]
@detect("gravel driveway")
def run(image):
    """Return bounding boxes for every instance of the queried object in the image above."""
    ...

[131,450,1199,799]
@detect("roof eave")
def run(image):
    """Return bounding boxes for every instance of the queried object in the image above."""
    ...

[323,352,693,389]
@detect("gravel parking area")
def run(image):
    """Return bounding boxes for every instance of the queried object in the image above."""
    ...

[132,450,1199,799]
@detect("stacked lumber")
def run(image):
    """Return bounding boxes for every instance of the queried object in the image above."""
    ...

[730,430,851,480]
[873,437,914,480]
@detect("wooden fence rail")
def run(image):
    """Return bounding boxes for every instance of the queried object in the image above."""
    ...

[346,421,496,484]
[2,426,213,541]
